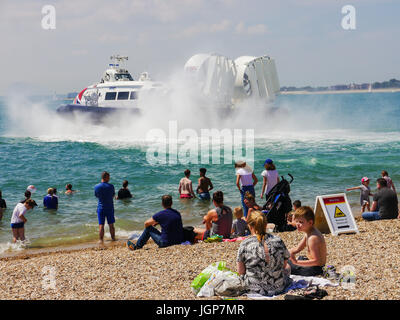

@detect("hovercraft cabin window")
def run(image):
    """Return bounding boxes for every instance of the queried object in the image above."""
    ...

[117,92,129,100]
[130,92,138,100]
[105,92,117,100]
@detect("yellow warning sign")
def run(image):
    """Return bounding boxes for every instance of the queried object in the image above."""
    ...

[334,206,346,218]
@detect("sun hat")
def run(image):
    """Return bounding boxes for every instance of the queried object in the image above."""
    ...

[361,177,369,183]
[234,160,253,174]
[264,158,273,165]
[27,185,37,193]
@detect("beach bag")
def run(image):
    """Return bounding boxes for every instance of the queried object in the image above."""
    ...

[197,269,245,297]
[183,226,197,243]
[214,271,246,297]
[191,261,228,294]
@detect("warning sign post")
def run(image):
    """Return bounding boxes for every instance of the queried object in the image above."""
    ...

[314,193,358,236]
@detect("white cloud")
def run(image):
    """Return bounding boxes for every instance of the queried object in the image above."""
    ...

[235,22,268,35]
[175,19,232,38]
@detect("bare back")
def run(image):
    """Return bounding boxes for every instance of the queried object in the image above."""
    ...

[306,228,327,266]
[198,176,212,193]
[179,177,193,195]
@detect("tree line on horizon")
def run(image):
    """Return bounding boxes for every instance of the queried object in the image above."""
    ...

[281,78,400,92]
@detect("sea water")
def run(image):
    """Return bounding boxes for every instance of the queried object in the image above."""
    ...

[0,92,399,253]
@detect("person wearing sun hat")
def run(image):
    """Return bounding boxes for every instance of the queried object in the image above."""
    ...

[260,158,280,200]
[235,160,258,219]
[346,176,373,214]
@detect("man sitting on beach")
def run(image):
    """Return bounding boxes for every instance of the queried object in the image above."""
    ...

[94,171,116,243]
[362,178,399,221]
[194,191,233,240]
[288,206,327,276]
[127,195,184,250]
[196,168,213,200]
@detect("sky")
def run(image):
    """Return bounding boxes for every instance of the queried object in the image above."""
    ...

[0,0,399,95]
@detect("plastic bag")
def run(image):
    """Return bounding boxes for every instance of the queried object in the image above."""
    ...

[191,261,227,294]
[197,269,244,297]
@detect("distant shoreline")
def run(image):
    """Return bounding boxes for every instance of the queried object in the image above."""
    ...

[280,88,400,95]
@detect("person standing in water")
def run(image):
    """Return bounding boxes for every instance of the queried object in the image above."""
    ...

[116,180,133,200]
[94,171,116,243]
[10,199,37,243]
[381,170,397,194]
[260,158,280,200]
[235,161,258,219]
[179,169,196,199]
[0,190,6,220]
[197,168,213,200]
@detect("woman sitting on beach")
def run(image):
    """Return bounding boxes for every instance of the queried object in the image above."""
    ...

[237,210,292,296]
[194,191,233,240]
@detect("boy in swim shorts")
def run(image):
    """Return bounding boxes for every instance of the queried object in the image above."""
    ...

[10,199,36,243]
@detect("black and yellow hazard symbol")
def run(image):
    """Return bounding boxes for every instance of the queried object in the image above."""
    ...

[334,206,346,218]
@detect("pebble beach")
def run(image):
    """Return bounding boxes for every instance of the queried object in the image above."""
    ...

[1,218,399,300]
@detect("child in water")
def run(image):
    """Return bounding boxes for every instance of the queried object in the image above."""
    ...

[11,199,36,243]
[346,177,373,213]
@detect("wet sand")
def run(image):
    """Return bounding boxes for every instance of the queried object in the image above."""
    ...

[1,219,400,300]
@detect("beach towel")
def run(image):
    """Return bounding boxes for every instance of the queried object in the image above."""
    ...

[246,275,338,300]
[222,237,247,242]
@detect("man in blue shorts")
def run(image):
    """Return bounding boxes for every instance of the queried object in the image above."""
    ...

[127,195,184,250]
[94,171,116,243]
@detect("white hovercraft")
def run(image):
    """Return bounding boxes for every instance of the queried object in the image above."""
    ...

[57,53,280,120]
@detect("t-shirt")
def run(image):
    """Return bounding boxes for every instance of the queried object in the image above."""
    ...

[94,182,115,214]
[373,187,398,219]
[43,195,58,209]
[236,168,253,187]
[237,234,292,296]
[0,198,6,209]
[359,185,371,204]
[11,203,27,224]
[232,218,248,237]
[152,208,184,246]
[261,170,279,195]
[117,188,132,199]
